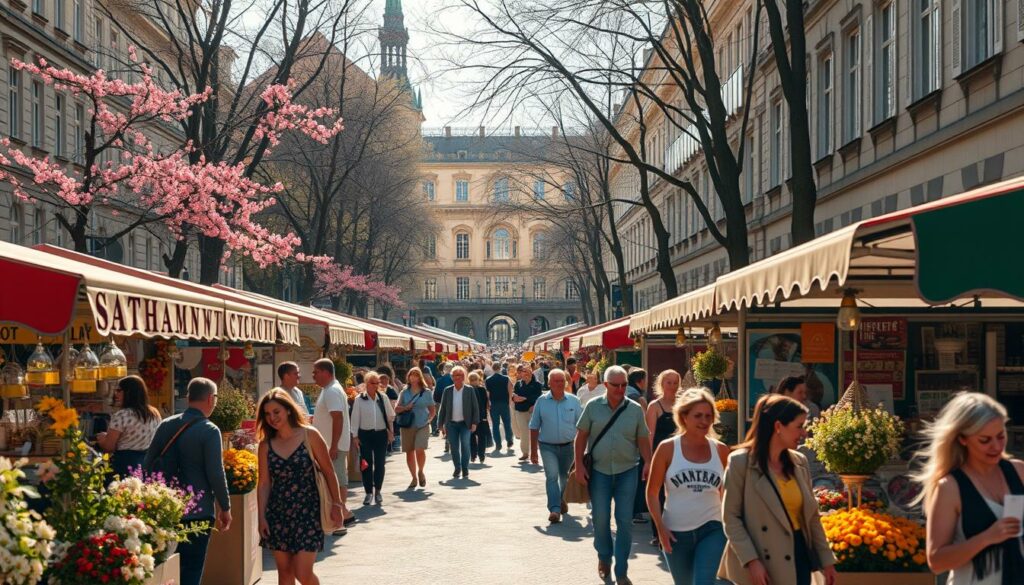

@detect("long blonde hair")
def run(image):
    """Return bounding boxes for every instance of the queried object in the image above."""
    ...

[912,392,1008,509]
[673,387,720,440]
[653,369,681,399]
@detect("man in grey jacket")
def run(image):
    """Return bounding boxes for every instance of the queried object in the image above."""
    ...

[144,377,231,585]
[437,366,480,479]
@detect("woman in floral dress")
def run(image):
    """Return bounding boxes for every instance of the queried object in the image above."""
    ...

[256,389,343,584]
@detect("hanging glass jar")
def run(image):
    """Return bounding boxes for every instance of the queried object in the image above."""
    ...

[25,341,59,386]
[99,339,128,380]
[0,360,26,399]
[71,343,99,393]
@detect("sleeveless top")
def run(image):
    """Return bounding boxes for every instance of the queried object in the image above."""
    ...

[651,401,676,448]
[950,498,1004,585]
[662,436,725,531]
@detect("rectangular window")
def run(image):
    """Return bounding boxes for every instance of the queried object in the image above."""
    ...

[533,179,544,200]
[31,82,43,148]
[425,235,436,258]
[564,280,579,300]
[455,179,469,202]
[55,0,65,31]
[109,30,119,78]
[455,233,469,259]
[563,181,575,201]
[424,279,437,300]
[965,0,999,70]
[913,0,941,99]
[8,67,20,139]
[817,52,833,157]
[73,0,82,40]
[493,177,509,202]
[33,0,43,15]
[843,28,861,143]
[457,277,470,300]
[73,103,84,163]
[769,100,782,188]
[423,180,435,201]
[94,18,103,68]
[493,276,511,298]
[533,277,546,300]
[54,94,64,157]
[876,2,896,123]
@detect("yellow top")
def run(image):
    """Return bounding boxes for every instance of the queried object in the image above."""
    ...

[774,474,803,530]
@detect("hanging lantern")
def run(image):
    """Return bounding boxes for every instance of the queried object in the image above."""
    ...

[0,359,26,399]
[71,343,100,393]
[837,289,862,331]
[674,327,688,348]
[99,339,128,380]
[707,323,723,347]
[25,341,59,386]
[243,342,256,360]
[165,342,179,359]
[632,336,642,350]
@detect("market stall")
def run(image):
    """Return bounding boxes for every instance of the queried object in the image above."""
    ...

[522,322,586,352]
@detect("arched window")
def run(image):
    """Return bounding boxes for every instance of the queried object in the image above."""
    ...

[564,315,579,325]
[488,228,515,259]
[455,232,470,259]
[532,232,547,259]
[422,316,438,328]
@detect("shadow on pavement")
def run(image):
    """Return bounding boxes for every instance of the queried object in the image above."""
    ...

[533,514,593,542]
[516,462,544,474]
[439,477,481,489]
[393,489,432,502]
[353,505,387,522]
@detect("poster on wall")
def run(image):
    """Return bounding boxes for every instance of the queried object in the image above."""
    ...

[857,317,908,349]
[748,330,838,419]
[842,349,907,400]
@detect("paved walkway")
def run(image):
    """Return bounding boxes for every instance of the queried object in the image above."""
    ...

[261,437,671,584]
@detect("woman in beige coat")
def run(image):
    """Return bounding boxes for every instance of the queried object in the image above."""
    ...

[719,394,837,585]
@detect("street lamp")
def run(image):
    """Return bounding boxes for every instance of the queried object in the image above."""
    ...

[837,289,862,331]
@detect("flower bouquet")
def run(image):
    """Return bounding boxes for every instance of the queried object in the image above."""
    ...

[815,486,885,513]
[821,507,927,573]
[691,347,729,383]
[805,404,904,475]
[209,386,255,434]
[0,458,55,585]
[107,471,207,561]
[223,449,257,494]
[49,528,155,585]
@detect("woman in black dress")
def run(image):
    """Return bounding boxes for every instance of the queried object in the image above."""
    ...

[645,369,684,547]
[256,389,343,584]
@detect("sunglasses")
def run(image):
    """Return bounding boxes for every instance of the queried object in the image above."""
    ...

[606,382,627,388]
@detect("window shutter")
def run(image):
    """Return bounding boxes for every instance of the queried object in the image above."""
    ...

[993,0,1003,54]
[865,14,874,127]
[1018,0,1024,42]
[951,0,962,77]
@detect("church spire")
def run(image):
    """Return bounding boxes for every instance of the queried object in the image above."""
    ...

[379,0,409,81]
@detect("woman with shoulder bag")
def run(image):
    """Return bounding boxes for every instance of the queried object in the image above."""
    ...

[256,389,343,585]
[913,392,1024,585]
[395,367,436,489]
[719,394,837,585]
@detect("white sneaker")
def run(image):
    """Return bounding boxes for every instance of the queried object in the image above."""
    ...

[362,493,373,506]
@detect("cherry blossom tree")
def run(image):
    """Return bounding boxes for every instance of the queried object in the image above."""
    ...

[302,255,404,308]
[0,54,342,269]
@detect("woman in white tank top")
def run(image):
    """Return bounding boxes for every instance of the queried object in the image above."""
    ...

[646,387,731,585]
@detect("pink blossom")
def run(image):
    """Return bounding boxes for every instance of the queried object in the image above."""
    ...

[305,256,404,307]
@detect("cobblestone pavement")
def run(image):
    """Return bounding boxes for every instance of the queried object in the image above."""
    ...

[261,436,671,584]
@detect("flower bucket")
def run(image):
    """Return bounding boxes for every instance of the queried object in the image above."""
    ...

[144,553,180,585]
[201,491,262,585]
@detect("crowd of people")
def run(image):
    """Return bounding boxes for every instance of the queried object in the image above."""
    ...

[92,349,1024,585]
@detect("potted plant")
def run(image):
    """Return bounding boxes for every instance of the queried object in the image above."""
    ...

[209,385,255,443]
[202,449,261,585]
[691,347,729,384]
[821,507,930,584]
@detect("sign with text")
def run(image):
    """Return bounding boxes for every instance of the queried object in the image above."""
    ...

[801,322,836,363]
[843,349,907,400]
[857,317,908,350]
[87,288,224,340]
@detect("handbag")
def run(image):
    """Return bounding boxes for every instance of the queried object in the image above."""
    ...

[395,390,421,429]
[566,402,629,504]
[303,428,338,533]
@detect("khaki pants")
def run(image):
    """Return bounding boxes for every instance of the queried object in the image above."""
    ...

[514,410,532,455]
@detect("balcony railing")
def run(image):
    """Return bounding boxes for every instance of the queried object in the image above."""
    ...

[663,65,743,175]
[415,297,580,306]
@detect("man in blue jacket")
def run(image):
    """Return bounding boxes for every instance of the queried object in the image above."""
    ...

[144,377,231,585]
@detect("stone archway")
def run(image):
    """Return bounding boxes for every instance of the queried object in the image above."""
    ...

[487,314,519,344]
[529,316,550,336]
[453,317,476,339]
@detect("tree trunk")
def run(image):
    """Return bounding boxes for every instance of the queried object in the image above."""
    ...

[198,235,226,285]
[638,172,679,301]
[165,240,189,279]
[69,208,89,253]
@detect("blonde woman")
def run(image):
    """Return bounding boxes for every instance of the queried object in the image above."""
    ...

[913,392,1024,584]
[395,367,436,488]
[644,370,685,546]
[646,388,731,584]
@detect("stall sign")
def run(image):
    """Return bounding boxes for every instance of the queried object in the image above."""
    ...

[88,289,224,340]
[277,321,300,346]
[0,318,103,344]
[225,311,276,344]
[857,317,908,349]
[843,349,906,400]
[801,323,836,363]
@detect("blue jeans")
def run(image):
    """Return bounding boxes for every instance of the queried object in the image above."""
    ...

[662,520,727,585]
[539,442,574,513]
[446,421,472,472]
[178,520,212,585]
[491,405,513,446]
[589,466,639,578]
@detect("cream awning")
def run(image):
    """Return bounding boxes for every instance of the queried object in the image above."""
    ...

[230,289,366,348]
[629,283,718,335]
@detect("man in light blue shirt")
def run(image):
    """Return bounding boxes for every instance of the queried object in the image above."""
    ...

[529,368,582,523]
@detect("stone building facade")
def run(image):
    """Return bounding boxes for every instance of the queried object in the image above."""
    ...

[611,0,1024,312]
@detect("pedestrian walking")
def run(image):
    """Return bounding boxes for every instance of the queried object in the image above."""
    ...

[529,369,582,524]
[143,377,231,585]
[256,389,343,585]
[437,365,480,479]
[573,365,651,585]
[277,361,309,416]
[310,358,354,533]
[565,357,582,392]
[512,364,543,461]
[646,387,731,585]
[96,375,161,478]
[395,367,436,489]
[468,371,491,464]
[645,369,683,546]
[719,394,837,585]
[485,366,515,452]
[379,370,400,453]
[577,371,606,406]
[350,372,395,505]
[912,392,1024,584]
[627,368,651,525]
[773,375,821,420]
[432,362,454,437]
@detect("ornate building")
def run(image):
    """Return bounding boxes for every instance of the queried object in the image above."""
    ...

[407,127,583,344]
